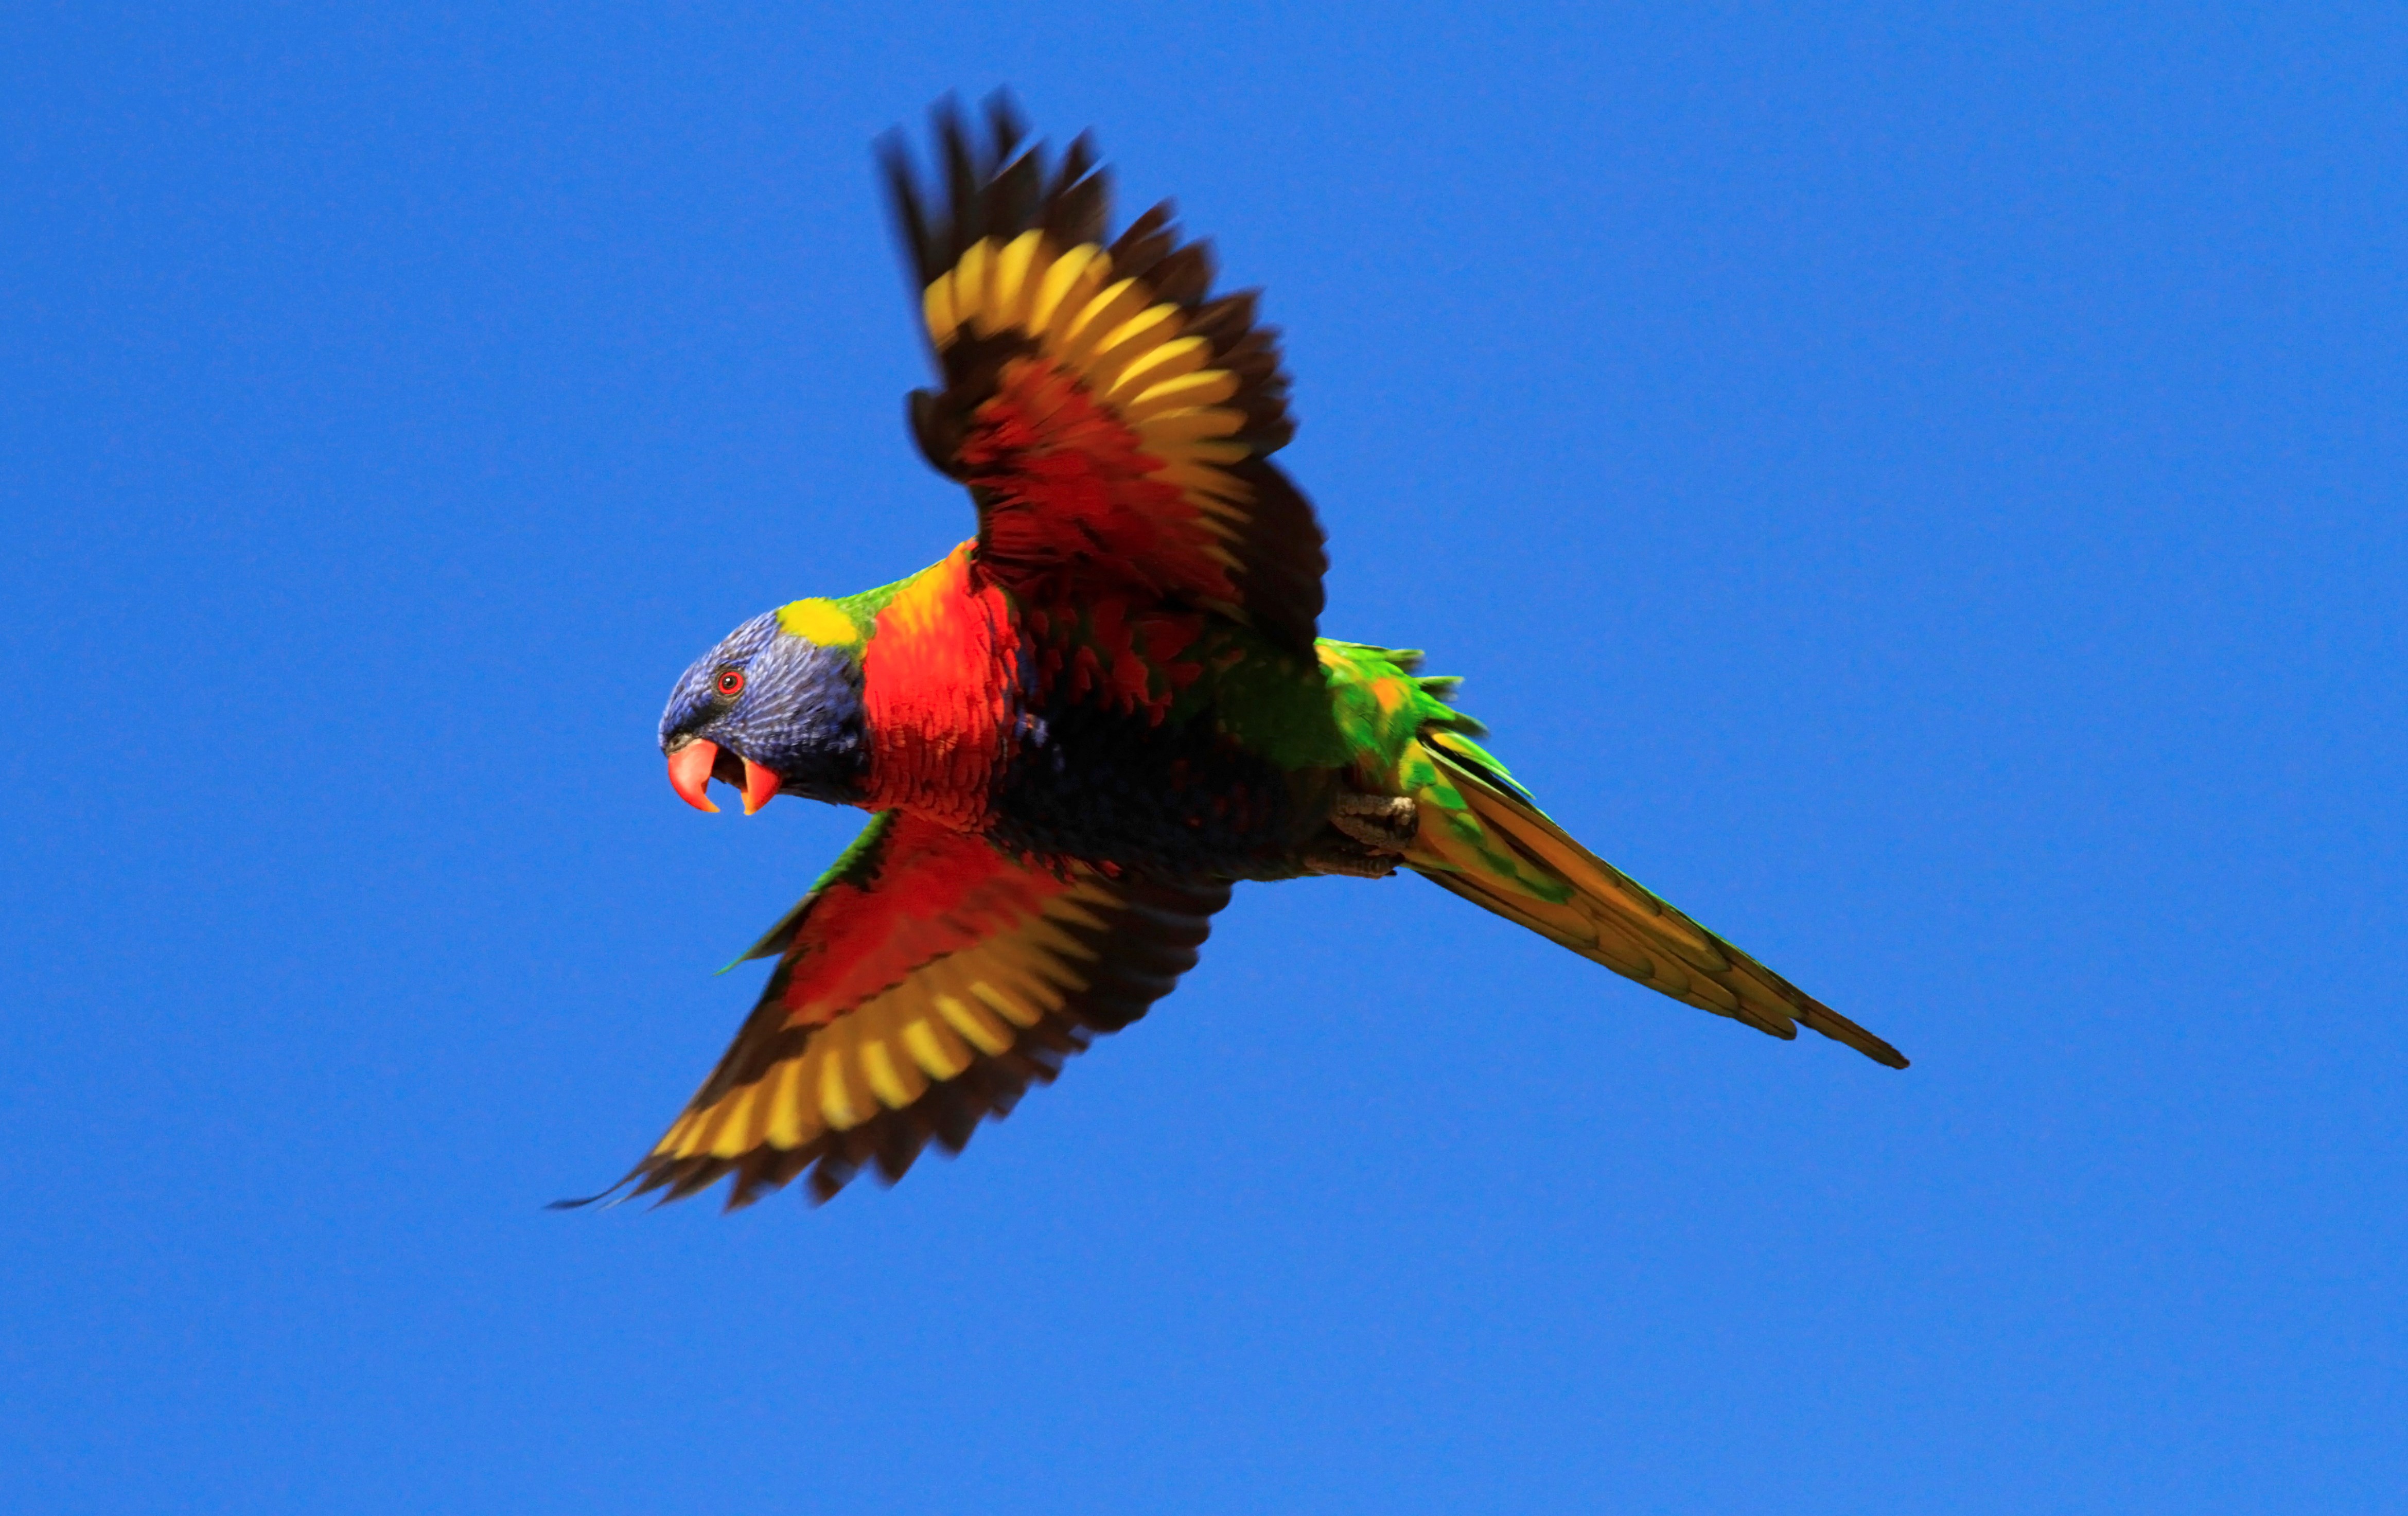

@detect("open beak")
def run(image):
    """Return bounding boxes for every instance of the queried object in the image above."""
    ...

[666,739,719,812]
[739,755,782,815]
[665,739,782,816]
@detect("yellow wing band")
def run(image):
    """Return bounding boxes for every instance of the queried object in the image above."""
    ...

[649,878,1126,1165]
[921,234,1256,538]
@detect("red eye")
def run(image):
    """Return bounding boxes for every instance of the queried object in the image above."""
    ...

[715,667,745,698]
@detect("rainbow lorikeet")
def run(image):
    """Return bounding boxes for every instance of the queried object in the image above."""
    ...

[591,97,1906,1211]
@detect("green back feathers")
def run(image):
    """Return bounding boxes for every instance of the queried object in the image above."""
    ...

[1314,639,1518,789]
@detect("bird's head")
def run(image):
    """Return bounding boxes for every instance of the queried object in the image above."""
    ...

[658,598,868,814]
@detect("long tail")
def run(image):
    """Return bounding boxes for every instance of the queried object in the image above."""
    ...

[1400,728,1908,1069]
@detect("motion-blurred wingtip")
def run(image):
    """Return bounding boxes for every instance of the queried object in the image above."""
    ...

[544,1173,639,1211]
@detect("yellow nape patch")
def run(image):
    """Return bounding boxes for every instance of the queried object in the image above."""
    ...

[778,597,862,647]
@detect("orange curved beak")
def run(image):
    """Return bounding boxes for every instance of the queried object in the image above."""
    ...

[739,756,782,815]
[665,739,783,816]
[667,739,720,813]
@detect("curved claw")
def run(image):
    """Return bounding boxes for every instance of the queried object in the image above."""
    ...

[667,740,720,813]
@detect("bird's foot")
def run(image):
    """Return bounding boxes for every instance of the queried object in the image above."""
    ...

[1305,794,1418,878]
[1330,792,1419,851]
[1305,841,1402,878]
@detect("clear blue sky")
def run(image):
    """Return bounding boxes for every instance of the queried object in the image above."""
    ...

[6,5,2402,1512]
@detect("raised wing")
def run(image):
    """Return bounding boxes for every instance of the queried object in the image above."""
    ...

[881,94,1327,655]
[624,812,1231,1208]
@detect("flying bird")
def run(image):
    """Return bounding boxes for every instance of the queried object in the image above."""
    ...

[584,96,1907,1211]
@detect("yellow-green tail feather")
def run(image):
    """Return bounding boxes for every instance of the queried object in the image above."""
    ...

[1401,729,1908,1068]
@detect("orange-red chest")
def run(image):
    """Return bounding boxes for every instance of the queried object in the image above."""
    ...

[858,543,1023,830]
